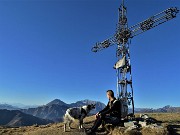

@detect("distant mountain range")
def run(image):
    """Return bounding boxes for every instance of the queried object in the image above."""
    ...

[0,103,38,110]
[135,105,180,113]
[0,99,106,127]
[21,102,69,122]
[0,104,20,110]
[0,99,179,127]
[21,99,105,122]
[0,109,53,127]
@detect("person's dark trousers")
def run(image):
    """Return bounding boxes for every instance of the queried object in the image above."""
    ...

[91,116,104,132]
[91,115,121,132]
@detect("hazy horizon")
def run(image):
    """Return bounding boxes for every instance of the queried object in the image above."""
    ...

[0,98,179,109]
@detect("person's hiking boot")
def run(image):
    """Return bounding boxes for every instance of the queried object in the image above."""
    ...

[86,129,96,135]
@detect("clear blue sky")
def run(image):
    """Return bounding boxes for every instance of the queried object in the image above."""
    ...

[0,0,179,108]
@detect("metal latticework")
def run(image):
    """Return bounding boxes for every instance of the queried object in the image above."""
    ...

[91,0,179,118]
[114,1,134,118]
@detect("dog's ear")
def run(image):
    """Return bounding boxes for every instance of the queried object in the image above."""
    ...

[87,105,91,109]
[93,104,96,107]
[91,104,96,108]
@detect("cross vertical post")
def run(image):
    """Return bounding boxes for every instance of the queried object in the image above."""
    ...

[114,0,134,118]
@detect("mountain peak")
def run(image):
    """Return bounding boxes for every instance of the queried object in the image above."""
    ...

[46,99,67,106]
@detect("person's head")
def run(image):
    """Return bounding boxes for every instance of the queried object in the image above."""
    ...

[106,90,115,100]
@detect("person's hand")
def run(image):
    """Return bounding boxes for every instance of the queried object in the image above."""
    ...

[95,112,100,119]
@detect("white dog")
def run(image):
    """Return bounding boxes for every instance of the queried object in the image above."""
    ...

[63,104,95,132]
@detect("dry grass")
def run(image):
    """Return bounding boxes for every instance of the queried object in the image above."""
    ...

[0,113,179,135]
[112,127,142,135]
[135,113,180,123]
[0,117,95,135]
[109,125,167,135]
[111,113,180,135]
[141,127,168,135]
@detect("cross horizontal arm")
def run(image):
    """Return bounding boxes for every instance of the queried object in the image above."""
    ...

[91,36,117,52]
[129,7,179,38]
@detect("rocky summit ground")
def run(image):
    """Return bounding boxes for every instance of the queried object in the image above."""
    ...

[0,113,180,135]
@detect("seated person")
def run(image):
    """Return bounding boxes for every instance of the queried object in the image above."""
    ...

[86,90,121,134]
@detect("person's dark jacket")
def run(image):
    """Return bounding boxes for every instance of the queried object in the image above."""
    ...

[99,98,121,119]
